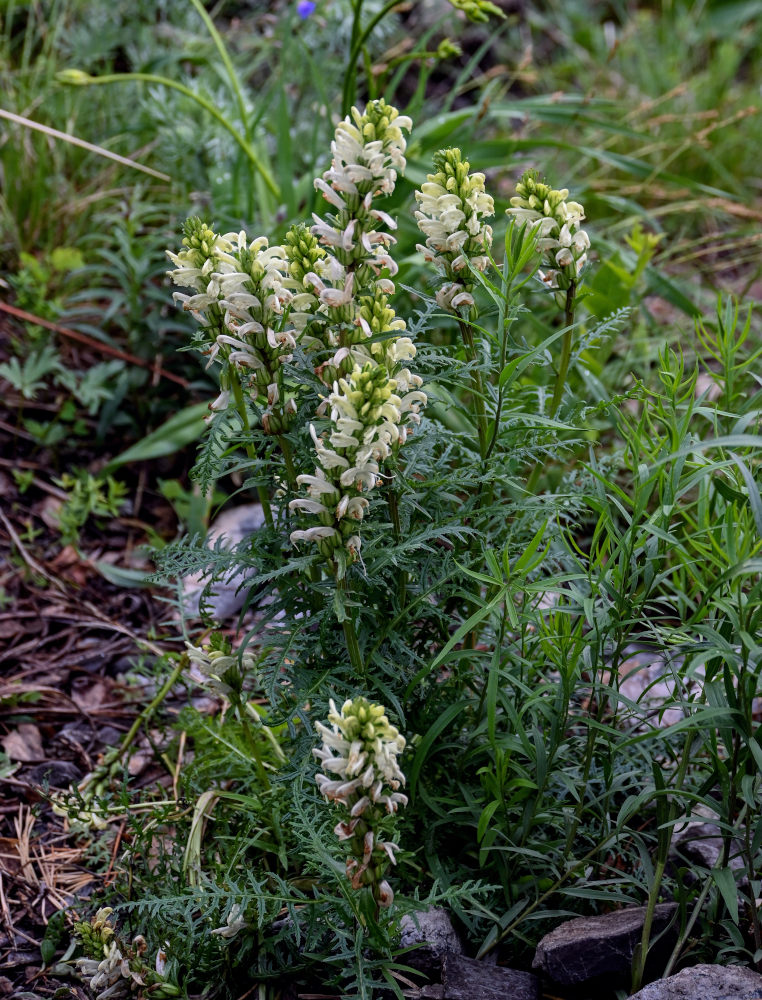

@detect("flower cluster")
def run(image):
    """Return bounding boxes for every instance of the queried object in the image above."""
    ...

[75,909,175,999]
[415,147,495,311]
[506,171,590,293]
[290,362,424,564]
[283,222,329,340]
[167,219,297,433]
[313,697,407,907]
[306,99,412,378]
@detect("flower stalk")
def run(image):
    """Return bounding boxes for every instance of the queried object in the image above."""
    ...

[506,172,591,490]
[414,147,494,462]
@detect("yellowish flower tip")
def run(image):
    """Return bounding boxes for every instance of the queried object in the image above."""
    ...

[335,696,403,747]
[56,68,93,84]
[448,0,505,21]
[285,223,325,282]
[437,38,462,59]
[179,217,220,266]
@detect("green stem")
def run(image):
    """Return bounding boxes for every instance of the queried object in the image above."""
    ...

[343,618,365,677]
[187,0,249,137]
[525,282,576,496]
[339,581,365,678]
[239,704,271,791]
[245,702,287,764]
[277,434,297,491]
[631,734,693,993]
[230,370,274,528]
[549,281,577,417]
[61,71,279,198]
[341,0,401,115]
[458,318,489,462]
[387,484,407,608]
[632,853,669,993]
[458,314,491,647]
[115,656,186,765]
[478,832,618,958]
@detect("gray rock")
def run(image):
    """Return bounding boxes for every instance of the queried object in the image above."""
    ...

[532,903,677,984]
[27,760,83,788]
[630,964,762,999]
[182,504,265,620]
[399,907,463,979]
[672,822,746,874]
[441,953,540,1000]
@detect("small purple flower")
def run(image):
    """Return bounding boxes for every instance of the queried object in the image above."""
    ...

[297,0,316,18]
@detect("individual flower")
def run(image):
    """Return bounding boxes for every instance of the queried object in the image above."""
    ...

[415,147,494,312]
[185,634,256,703]
[297,0,316,17]
[506,171,590,292]
[314,697,407,906]
[210,903,249,939]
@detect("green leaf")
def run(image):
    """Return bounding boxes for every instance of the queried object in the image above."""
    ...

[409,700,470,800]
[103,402,209,472]
[730,452,762,539]
[712,867,739,925]
[92,561,153,587]
[477,799,500,842]
[405,586,508,696]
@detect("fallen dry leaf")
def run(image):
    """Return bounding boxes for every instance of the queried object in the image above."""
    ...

[1,723,45,762]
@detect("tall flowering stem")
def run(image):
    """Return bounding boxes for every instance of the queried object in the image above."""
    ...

[288,101,426,665]
[505,173,592,493]
[313,697,407,915]
[415,147,494,460]
[506,171,590,420]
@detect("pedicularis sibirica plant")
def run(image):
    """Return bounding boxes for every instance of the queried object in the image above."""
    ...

[114,98,762,997]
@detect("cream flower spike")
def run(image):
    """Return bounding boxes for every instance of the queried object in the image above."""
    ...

[415,147,494,312]
[314,697,407,908]
[506,171,590,293]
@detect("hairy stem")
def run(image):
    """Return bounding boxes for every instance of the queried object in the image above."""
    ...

[386,483,407,608]
[458,318,489,462]
[230,370,274,528]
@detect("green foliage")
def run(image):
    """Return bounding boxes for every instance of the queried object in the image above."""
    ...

[5,1,762,997]
[0,342,61,399]
[54,470,129,546]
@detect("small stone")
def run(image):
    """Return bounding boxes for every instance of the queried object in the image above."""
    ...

[672,822,746,875]
[399,907,463,979]
[27,760,82,788]
[182,504,266,621]
[629,964,762,999]
[532,904,677,984]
